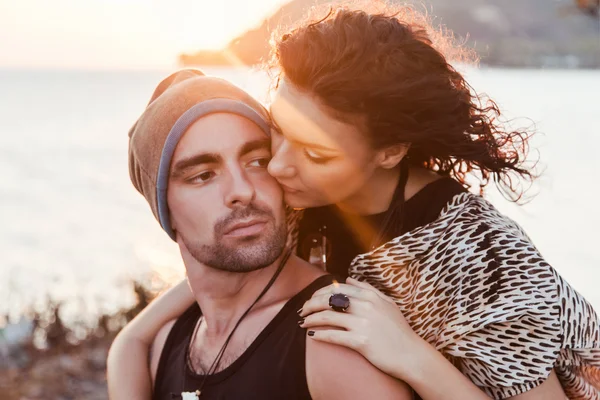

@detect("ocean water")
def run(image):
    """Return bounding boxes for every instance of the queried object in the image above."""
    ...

[0,66,598,325]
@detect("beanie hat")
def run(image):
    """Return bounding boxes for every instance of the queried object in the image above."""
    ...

[128,69,271,240]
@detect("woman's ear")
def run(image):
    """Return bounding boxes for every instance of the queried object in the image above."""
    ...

[375,144,410,169]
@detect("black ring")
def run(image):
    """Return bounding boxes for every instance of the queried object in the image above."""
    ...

[329,293,350,312]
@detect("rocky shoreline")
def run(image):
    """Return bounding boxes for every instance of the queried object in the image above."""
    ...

[1,281,160,400]
[1,335,113,400]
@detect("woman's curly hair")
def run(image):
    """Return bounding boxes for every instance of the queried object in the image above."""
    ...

[268,1,535,201]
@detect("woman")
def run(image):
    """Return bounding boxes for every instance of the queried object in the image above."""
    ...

[108,3,600,399]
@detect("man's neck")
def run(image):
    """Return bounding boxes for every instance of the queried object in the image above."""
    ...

[184,253,287,338]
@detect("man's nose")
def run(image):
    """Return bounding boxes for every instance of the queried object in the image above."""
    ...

[224,169,256,208]
[268,137,296,179]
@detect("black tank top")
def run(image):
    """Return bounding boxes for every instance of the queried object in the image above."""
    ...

[153,275,334,400]
[297,177,466,280]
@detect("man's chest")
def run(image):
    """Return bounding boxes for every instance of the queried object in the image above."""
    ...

[188,330,258,374]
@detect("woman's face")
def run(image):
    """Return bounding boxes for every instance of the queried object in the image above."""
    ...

[268,79,382,209]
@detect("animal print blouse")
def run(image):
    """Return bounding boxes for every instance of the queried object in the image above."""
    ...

[288,192,600,399]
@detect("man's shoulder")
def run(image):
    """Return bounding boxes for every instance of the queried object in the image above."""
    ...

[289,254,328,276]
[283,257,333,307]
[305,333,413,400]
[286,257,412,399]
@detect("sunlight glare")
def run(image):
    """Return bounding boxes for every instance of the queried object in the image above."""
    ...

[171,1,232,51]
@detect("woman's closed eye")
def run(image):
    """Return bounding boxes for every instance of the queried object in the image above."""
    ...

[303,148,335,164]
[270,122,337,163]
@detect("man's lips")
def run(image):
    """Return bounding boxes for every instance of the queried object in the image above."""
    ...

[223,219,268,237]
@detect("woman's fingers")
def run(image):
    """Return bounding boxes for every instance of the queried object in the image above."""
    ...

[300,310,361,331]
[311,282,382,303]
[299,294,330,317]
[346,277,383,296]
[312,282,363,298]
[299,280,396,318]
[346,277,373,289]
[299,294,374,317]
[306,329,366,351]
[346,277,396,305]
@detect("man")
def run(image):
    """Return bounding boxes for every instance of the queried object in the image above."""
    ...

[125,69,412,399]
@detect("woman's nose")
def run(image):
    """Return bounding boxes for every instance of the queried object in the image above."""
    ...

[268,136,296,179]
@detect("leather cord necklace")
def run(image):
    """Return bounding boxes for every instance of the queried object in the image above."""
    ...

[175,248,292,399]
[370,158,410,250]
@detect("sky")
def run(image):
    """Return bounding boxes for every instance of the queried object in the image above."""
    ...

[0,0,289,70]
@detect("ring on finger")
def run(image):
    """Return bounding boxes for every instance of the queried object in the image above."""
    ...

[329,293,350,312]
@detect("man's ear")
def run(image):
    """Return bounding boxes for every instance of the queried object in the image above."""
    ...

[169,209,178,235]
[375,144,410,170]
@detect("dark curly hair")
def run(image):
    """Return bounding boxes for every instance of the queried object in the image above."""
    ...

[268,1,535,202]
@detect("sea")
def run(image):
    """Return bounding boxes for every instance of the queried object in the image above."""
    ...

[0,66,598,327]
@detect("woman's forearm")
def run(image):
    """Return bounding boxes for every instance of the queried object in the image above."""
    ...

[107,330,154,400]
[107,278,196,399]
[398,338,491,400]
[119,278,195,344]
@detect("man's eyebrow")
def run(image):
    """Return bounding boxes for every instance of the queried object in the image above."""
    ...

[171,153,221,178]
[239,139,271,157]
[270,114,337,152]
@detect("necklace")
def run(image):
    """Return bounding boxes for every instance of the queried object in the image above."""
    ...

[178,248,292,399]
[370,159,409,250]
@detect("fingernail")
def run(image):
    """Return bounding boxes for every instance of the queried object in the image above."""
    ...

[297,308,303,314]
[298,318,304,325]
[307,331,315,337]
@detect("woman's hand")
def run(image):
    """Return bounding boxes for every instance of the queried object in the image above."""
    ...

[299,277,420,379]
[299,277,492,400]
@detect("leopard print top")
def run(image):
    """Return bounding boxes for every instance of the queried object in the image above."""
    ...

[289,193,600,399]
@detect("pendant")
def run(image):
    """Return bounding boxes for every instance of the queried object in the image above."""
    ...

[301,225,330,271]
[181,390,201,399]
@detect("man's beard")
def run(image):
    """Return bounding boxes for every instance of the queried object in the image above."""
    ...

[181,203,287,273]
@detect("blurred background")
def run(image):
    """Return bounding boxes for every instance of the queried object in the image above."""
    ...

[0,0,599,398]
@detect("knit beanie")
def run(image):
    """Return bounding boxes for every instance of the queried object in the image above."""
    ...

[128,69,271,240]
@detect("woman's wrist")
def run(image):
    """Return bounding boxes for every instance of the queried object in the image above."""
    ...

[388,333,435,383]
[390,334,454,387]
[394,337,491,400]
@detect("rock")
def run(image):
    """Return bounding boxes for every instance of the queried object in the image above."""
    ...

[87,347,107,370]
[25,382,45,398]
[59,354,86,376]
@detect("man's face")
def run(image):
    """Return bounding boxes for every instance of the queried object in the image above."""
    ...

[167,113,287,272]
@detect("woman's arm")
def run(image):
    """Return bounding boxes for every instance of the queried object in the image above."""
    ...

[300,278,568,399]
[396,336,565,400]
[107,278,195,400]
[404,338,565,399]
[300,278,491,400]
[398,336,492,400]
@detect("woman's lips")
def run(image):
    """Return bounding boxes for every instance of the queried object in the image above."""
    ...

[280,183,300,194]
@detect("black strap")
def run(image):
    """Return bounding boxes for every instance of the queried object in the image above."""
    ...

[370,159,410,249]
